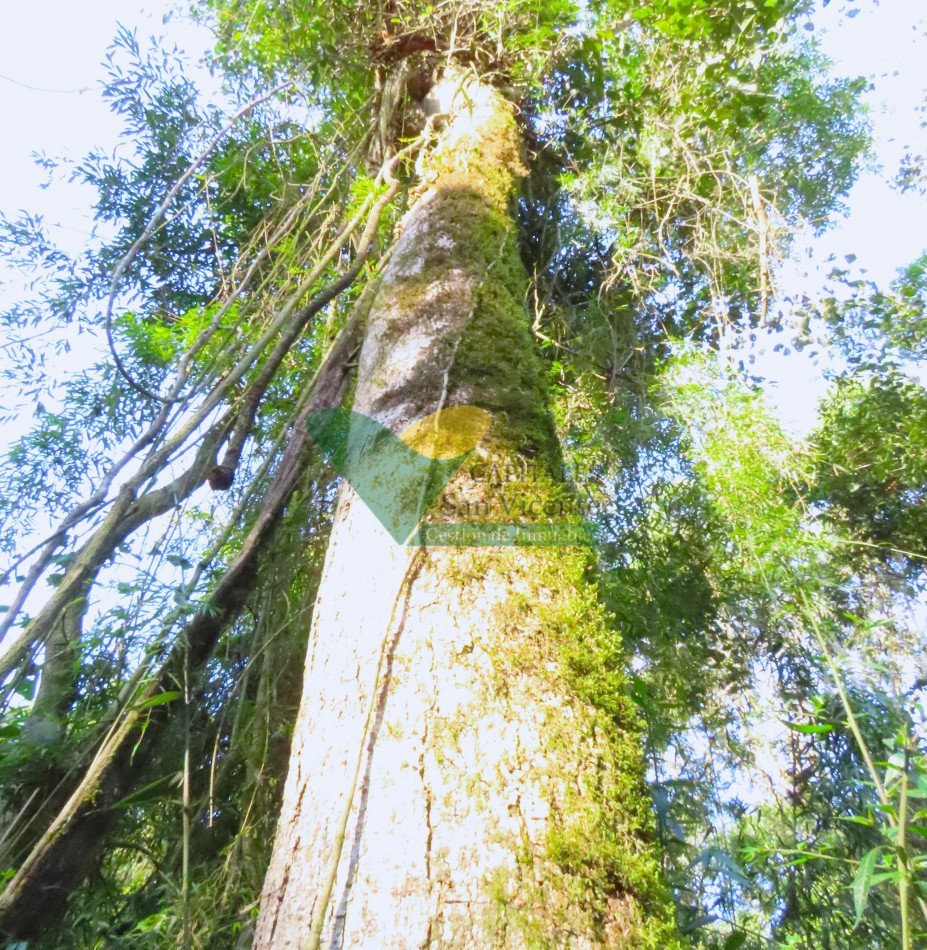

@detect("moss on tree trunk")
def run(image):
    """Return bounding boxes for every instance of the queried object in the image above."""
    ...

[254,73,680,949]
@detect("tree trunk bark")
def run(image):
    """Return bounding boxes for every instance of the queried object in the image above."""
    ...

[254,74,678,948]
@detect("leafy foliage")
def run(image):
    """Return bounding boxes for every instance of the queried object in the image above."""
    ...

[810,370,927,578]
[2,0,923,946]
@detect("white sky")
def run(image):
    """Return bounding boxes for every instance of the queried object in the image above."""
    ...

[747,1,927,433]
[0,2,213,442]
[0,0,925,439]
[810,0,927,285]
[0,2,210,249]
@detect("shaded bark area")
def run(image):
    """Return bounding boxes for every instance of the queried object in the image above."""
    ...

[255,74,677,948]
[0,320,362,941]
[22,579,88,744]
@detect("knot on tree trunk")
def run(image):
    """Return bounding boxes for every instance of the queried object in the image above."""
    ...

[208,464,235,491]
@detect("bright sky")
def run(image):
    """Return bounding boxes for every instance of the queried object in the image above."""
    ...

[0,0,925,439]
[810,0,927,285]
[0,1,210,256]
[747,1,927,433]
[0,2,213,444]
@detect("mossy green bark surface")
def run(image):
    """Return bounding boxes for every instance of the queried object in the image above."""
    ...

[256,74,682,949]
[405,87,681,947]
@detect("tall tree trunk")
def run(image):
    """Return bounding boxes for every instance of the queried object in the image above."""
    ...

[254,74,678,948]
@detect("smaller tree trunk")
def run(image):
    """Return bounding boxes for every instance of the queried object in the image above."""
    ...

[22,580,87,746]
[0,324,360,941]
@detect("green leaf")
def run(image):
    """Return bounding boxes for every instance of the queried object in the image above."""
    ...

[136,690,182,709]
[786,721,834,735]
[869,871,898,887]
[680,914,717,933]
[694,847,751,889]
[852,848,880,921]
[15,679,35,701]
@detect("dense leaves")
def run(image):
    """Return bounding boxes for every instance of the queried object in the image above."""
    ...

[1,0,924,946]
[811,371,927,578]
